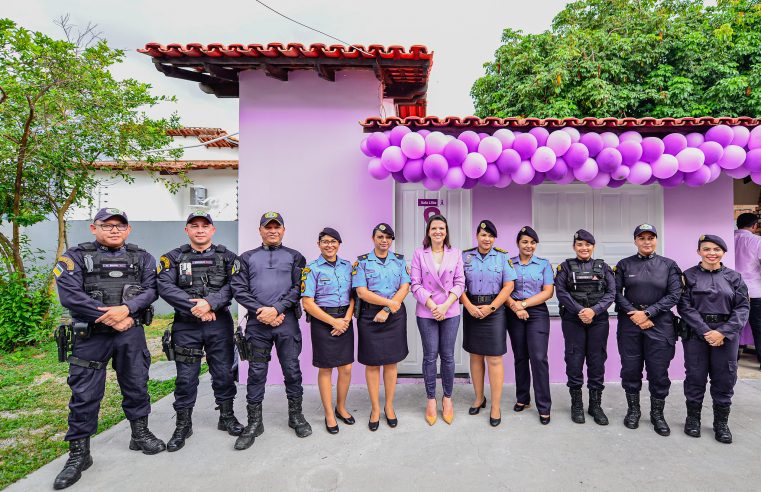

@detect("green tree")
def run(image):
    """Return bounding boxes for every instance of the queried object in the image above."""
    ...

[471,0,761,118]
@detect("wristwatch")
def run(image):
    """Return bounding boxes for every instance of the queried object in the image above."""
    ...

[520,301,528,309]
[490,305,497,312]
[382,306,392,313]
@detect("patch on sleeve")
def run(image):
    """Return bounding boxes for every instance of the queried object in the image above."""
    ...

[556,263,562,272]
[231,259,241,275]
[58,256,75,271]
[300,280,306,293]
[352,261,359,275]
[53,264,63,278]
[508,259,514,268]
[160,256,171,269]
[612,265,617,272]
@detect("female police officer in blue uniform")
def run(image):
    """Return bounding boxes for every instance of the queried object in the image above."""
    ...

[461,220,516,426]
[555,229,615,426]
[506,226,555,425]
[615,224,682,437]
[353,223,410,431]
[301,228,356,435]
[677,234,749,443]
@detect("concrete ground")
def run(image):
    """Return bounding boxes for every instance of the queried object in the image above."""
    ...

[7,374,761,492]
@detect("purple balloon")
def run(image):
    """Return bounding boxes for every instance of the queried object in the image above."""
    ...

[546,130,572,156]
[462,152,488,179]
[643,176,659,186]
[580,132,604,157]
[513,133,538,160]
[619,131,642,143]
[400,132,425,159]
[425,132,448,155]
[565,143,590,169]
[368,158,390,180]
[627,162,653,185]
[724,166,750,179]
[752,172,761,185]
[618,140,643,166]
[641,137,665,163]
[676,147,705,173]
[531,146,557,172]
[699,141,724,165]
[750,126,761,150]
[496,149,522,174]
[588,172,611,189]
[607,179,626,188]
[663,133,687,156]
[562,127,581,143]
[597,147,623,173]
[479,164,501,186]
[478,132,490,140]
[418,129,431,138]
[443,166,466,189]
[732,126,751,147]
[685,132,705,148]
[402,158,424,182]
[381,146,406,172]
[745,149,761,173]
[574,158,598,182]
[391,170,408,183]
[443,139,468,166]
[458,131,481,152]
[718,145,747,170]
[659,171,684,188]
[462,177,479,189]
[529,127,550,147]
[423,154,449,180]
[389,125,412,146]
[555,170,576,184]
[493,128,516,149]
[600,132,619,148]
[422,176,443,191]
[652,154,679,179]
[494,172,512,188]
[707,163,721,183]
[705,125,734,147]
[360,138,374,157]
[512,161,536,185]
[528,171,546,186]
[367,132,390,157]
[478,136,503,163]
[546,158,569,181]
[683,166,711,187]
[611,165,630,181]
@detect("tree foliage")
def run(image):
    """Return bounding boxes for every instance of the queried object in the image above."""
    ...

[471,0,761,118]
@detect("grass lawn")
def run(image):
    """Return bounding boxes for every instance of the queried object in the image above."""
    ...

[0,317,203,489]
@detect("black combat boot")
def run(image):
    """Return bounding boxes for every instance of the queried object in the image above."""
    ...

[288,397,313,438]
[713,403,733,444]
[217,400,244,436]
[234,403,264,450]
[569,387,585,424]
[684,402,702,438]
[588,389,609,426]
[623,392,641,429]
[167,408,193,452]
[128,416,166,454]
[53,437,93,490]
[649,397,671,436]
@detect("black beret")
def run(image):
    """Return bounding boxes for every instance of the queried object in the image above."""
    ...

[698,234,727,252]
[573,229,595,245]
[373,223,395,239]
[517,226,539,243]
[318,227,342,243]
[477,220,498,237]
[633,223,657,237]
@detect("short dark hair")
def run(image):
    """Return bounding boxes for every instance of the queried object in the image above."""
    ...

[737,212,759,229]
[423,215,451,249]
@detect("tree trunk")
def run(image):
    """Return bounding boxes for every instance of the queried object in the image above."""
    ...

[46,186,78,295]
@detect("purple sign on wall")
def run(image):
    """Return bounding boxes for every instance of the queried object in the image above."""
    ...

[417,198,440,207]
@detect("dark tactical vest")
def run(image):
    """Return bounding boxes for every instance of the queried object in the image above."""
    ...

[78,242,144,306]
[176,244,229,297]
[566,258,607,308]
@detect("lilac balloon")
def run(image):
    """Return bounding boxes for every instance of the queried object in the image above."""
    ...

[752,172,761,186]
[546,158,568,181]
[685,132,704,148]
[651,154,679,179]
[400,132,425,159]
[627,161,653,185]
[443,139,469,166]
[707,163,721,183]
[529,127,550,147]
[493,129,516,149]
[607,179,626,189]
[496,149,522,174]
[565,142,590,169]
[724,166,750,179]
[642,176,658,186]
[659,171,684,188]
[462,152,488,179]
[683,166,711,187]
[546,130,572,156]
[513,133,538,160]
[443,166,466,189]
[588,172,611,189]
[676,147,705,173]
[699,141,724,165]
[731,126,750,147]
[368,158,390,180]
[402,158,424,182]
[367,132,390,157]
[640,137,665,163]
[531,146,557,172]
[618,140,643,166]
[562,127,581,143]
[479,164,501,186]
[391,170,408,183]
[597,147,623,173]
[360,138,374,157]
[718,145,747,170]
[705,125,734,147]
[611,165,630,181]
[750,126,761,150]
[478,136,503,163]
[555,170,576,184]
[445,135,455,142]
[574,158,598,182]
[600,132,620,149]
[462,177,479,189]
[478,132,490,140]
[389,125,412,146]
[663,133,687,156]
[423,154,449,180]
[458,131,481,152]
[745,149,761,173]
[528,171,546,186]
[511,161,536,185]
[380,146,406,172]
[619,131,642,143]
[418,129,431,138]
[425,132,448,155]
[422,176,443,191]
[580,132,604,157]
[494,172,512,188]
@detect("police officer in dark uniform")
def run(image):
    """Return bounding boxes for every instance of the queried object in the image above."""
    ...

[230,211,311,450]
[677,234,749,443]
[555,229,615,426]
[157,212,244,452]
[52,208,164,490]
[615,224,682,436]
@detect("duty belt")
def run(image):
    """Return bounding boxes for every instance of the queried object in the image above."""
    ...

[320,306,350,316]
[701,314,730,323]
[467,294,498,305]
[636,304,649,311]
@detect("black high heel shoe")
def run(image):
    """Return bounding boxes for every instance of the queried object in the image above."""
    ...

[368,419,379,432]
[385,412,398,428]
[469,398,487,416]
[539,415,551,425]
[335,407,355,425]
[325,418,339,435]
[513,402,531,412]
[490,410,502,427]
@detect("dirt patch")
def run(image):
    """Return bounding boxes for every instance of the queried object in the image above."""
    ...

[0,409,46,419]
[33,372,61,385]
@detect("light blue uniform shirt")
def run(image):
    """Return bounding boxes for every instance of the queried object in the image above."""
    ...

[510,255,554,300]
[352,250,411,299]
[301,255,353,307]
[462,247,517,296]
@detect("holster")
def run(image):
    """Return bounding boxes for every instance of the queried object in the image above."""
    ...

[162,328,175,361]
[673,315,691,341]
[54,325,71,363]
[56,322,106,370]
[174,345,205,364]
[234,326,251,361]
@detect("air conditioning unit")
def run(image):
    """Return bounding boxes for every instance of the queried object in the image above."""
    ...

[190,185,207,206]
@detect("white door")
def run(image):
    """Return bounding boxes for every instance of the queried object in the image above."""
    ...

[394,183,472,375]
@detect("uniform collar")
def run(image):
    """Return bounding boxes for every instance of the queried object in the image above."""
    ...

[369,250,393,262]
[189,244,214,254]
[698,262,724,273]
[513,254,540,265]
[94,241,125,252]
[262,243,282,251]
[317,255,342,266]
[637,252,657,260]
[476,248,497,259]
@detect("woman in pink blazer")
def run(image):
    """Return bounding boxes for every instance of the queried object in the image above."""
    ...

[410,215,465,426]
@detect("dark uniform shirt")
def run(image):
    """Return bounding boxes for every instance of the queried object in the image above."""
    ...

[54,241,157,322]
[555,258,616,316]
[230,244,306,314]
[156,244,237,317]
[677,264,750,341]
[615,253,682,318]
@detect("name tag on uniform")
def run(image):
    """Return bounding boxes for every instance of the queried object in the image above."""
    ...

[102,262,127,269]
[191,259,215,266]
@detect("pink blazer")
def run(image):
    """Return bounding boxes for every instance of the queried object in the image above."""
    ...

[410,246,465,319]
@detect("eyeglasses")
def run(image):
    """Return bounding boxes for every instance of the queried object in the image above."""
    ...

[96,223,128,232]
[319,240,339,246]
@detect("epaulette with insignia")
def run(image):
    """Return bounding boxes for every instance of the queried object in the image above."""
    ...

[357,254,369,261]
[494,247,508,254]
[508,258,514,267]
[556,263,562,271]
[462,247,477,253]
[394,252,404,259]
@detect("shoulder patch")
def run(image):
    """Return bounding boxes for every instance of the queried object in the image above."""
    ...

[494,247,508,254]
[53,264,63,278]
[394,252,404,259]
[508,258,514,267]
[352,261,359,275]
[160,255,171,269]
[462,247,477,253]
[300,280,306,293]
[556,263,562,272]
[302,266,311,274]
[613,265,617,272]
[58,256,75,271]
[231,259,241,275]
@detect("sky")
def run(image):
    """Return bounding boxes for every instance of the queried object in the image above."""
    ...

[4,0,576,133]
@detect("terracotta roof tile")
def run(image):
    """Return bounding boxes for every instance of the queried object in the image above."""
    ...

[167,127,226,137]
[94,160,238,171]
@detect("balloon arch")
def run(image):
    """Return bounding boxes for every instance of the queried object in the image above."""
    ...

[360,124,761,190]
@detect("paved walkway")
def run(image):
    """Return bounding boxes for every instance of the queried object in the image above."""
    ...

[8,378,761,491]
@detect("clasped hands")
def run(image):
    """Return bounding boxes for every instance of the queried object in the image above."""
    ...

[704,330,725,347]
[256,306,285,327]
[95,305,133,331]
[330,317,351,336]
[467,303,495,320]
[628,310,654,330]
[373,299,402,323]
